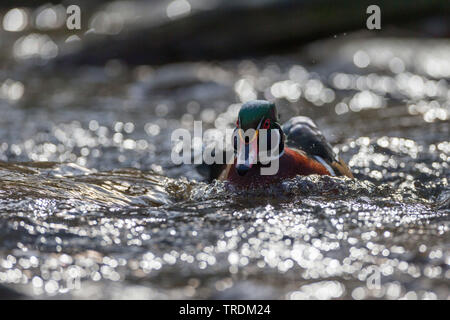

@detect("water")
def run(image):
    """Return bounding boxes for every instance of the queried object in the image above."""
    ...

[0,9,449,299]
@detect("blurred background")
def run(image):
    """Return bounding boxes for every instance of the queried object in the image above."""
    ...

[0,0,448,300]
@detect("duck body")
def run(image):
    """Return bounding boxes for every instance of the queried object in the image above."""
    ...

[224,147,331,186]
[199,100,353,187]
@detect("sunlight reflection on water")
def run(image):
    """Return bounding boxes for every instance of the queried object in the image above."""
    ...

[0,3,448,300]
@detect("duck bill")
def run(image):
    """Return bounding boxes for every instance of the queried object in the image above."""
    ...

[236,131,258,176]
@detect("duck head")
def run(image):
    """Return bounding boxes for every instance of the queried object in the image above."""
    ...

[233,100,285,176]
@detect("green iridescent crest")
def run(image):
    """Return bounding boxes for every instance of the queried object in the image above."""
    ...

[238,100,279,129]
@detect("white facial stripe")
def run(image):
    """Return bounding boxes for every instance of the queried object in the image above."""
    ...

[256,117,265,130]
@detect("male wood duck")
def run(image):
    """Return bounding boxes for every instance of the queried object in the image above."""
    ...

[200,100,353,186]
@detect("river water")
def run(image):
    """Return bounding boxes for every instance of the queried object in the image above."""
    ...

[0,7,449,299]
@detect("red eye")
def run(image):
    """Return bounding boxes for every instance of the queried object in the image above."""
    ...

[262,119,270,129]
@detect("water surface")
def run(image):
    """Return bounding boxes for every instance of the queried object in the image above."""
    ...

[0,13,448,299]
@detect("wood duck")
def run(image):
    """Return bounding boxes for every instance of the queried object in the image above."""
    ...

[199,100,353,187]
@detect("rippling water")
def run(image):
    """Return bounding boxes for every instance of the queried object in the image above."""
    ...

[0,7,449,299]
